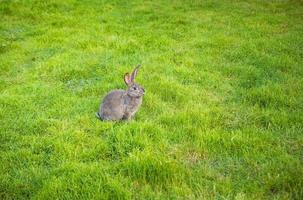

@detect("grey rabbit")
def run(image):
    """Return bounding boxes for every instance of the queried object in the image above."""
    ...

[96,65,145,121]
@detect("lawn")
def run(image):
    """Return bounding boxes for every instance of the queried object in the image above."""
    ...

[0,0,303,199]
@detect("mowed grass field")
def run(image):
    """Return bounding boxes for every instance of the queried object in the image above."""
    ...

[1,0,303,199]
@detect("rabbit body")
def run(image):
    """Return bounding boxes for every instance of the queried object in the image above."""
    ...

[99,89,142,120]
[97,65,144,121]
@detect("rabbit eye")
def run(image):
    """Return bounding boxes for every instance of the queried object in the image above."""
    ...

[133,87,136,90]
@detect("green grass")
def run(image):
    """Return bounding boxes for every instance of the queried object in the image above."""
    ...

[1,0,303,199]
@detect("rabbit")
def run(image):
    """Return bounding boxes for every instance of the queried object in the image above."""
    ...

[96,64,145,121]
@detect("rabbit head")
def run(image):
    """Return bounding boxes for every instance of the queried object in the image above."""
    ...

[124,65,145,98]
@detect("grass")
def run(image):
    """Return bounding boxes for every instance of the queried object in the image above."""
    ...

[0,0,303,199]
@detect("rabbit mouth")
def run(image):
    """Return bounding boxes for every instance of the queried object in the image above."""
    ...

[128,92,143,98]
[140,90,145,96]
[138,92,145,97]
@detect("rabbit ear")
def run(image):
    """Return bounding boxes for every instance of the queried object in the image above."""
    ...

[124,73,131,85]
[131,64,141,82]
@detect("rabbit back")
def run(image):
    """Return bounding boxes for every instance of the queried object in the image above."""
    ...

[98,89,125,120]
